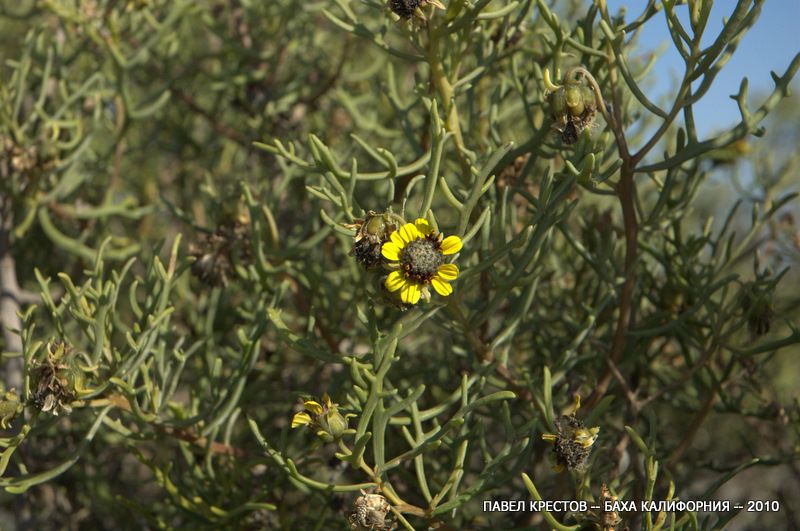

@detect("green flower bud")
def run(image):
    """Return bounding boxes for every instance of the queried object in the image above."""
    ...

[547,69,601,145]
[565,85,585,116]
[320,402,348,442]
[549,88,568,117]
[0,389,24,429]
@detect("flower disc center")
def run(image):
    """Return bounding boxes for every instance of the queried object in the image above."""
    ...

[401,238,443,283]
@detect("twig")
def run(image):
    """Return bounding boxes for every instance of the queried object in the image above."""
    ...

[92,394,248,458]
[666,387,717,468]
[174,90,249,144]
[0,202,24,391]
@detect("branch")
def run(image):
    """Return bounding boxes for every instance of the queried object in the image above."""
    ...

[0,205,23,391]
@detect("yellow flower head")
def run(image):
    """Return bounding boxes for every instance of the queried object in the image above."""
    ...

[381,218,462,305]
[291,393,348,441]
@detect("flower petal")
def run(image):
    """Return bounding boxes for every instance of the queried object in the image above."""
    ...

[440,235,462,255]
[382,241,401,261]
[385,271,405,292]
[398,223,420,244]
[291,412,312,428]
[400,282,421,304]
[390,230,406,249]
[431,277,453,296]
[414,218,433,236]
[575,426,600,448]
[436,263,459,281]
[322,393,333,409]
[303,400,324,416]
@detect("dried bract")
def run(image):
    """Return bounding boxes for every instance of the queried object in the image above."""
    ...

[30,341,84,416]
[189,220,252,287]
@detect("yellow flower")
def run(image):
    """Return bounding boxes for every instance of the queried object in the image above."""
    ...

[381,218,462,305]
[291,393,349,441]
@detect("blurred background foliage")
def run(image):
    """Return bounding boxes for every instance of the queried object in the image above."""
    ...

[0,0,798,529]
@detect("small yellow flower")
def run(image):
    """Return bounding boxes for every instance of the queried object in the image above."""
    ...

[291,393,349,441]
[381,218,462,305]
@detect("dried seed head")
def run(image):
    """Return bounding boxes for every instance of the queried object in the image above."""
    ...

[743,287,773,337]
[30,341,84,416]
[1,135,58,182]
[353,237,385,270]
[346,211,396,271]
[349,490,394,530]
[388,0,422,19]
[542,396,600,472]
[599,484,623,531]
[550,415,598,471]
[189,221,252,286]
[387,0,443,20]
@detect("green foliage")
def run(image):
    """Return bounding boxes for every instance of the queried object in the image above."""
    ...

[1,0,799,529]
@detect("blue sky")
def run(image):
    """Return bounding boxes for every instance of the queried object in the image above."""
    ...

[604,0,800,138]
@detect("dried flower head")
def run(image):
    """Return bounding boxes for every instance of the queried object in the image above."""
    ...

[291,393,350,442]
[349,489,394,530]
[189,220,251,286]
[0,135,58,183]
[381,218,462,305]
[387,0,444,20]
[599,484,623,531]
[742,283,774,337]
[30,341,86,416]
[541,395,599,472]
[344,211,397,270]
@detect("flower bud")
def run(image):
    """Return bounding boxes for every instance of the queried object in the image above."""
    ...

[320,402,348,442]
[0,388,24,429]
[291,393,351,442]
[548,73,598,145]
